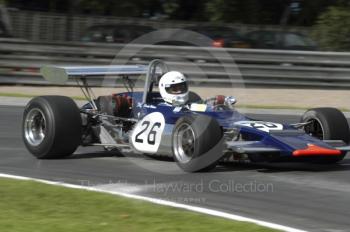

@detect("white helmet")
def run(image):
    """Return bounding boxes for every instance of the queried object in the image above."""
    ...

[159,71,189,105]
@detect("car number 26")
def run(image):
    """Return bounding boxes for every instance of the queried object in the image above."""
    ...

[131,112,165,153]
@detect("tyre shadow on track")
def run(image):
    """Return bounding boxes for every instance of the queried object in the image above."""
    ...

[68,150,175,162]
[67,150,124,159]
[66,149,350,173]
[214,158,350,173]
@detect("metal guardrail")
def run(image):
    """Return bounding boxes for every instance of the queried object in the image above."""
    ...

[1,39,350,88]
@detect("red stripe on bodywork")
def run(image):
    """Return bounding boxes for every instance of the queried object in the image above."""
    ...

[293,144,341,156]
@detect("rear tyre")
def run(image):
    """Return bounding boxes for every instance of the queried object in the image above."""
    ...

[301,107,349,163]
[22,96,82,159]
[172,114,222,172]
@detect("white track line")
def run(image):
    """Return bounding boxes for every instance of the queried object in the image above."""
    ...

[0,173,307,232]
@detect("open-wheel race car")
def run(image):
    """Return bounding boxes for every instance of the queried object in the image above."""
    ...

[22,59,350,172]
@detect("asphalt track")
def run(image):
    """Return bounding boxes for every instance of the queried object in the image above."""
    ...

[1,105,350,232]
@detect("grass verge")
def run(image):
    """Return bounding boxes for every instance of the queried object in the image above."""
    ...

[0,178,278,232]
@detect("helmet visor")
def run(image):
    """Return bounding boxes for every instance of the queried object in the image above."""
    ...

[165,82,188,95]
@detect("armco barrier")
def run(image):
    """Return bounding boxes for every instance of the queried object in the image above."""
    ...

[1,39,350,88]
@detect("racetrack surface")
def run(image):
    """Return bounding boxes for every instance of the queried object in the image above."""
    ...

[1,105,350,232]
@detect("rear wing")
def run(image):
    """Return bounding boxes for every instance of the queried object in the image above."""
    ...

[40,65,148,85]
[40,60,169,104]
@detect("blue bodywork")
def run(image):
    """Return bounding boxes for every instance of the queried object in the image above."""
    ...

[40,60,347,163]
[86,91,345,160]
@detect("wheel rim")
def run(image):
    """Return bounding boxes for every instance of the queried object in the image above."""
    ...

[304,118,324,140]
[173,123,196,163]
[24,108,46,146]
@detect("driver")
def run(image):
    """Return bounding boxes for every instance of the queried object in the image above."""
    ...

[159,71,236,109]
[159,71,189,105]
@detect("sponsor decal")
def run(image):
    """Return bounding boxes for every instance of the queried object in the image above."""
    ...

[234,121,283,133]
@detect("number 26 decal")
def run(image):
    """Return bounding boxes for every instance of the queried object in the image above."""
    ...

[135,121,161,145]
[131,112,165,153]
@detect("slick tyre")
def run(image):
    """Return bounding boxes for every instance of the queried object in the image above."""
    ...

[172,114,222,172]
[301,107,349,143]
[301,107,349,163]
[22,96,82,159]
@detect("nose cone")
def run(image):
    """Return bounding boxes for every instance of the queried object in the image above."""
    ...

[293,144,341,157]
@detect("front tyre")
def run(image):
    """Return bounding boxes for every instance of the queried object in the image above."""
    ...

[22,96,82,159]
[301,107,349,163]
[301,107,350,143]
[172,114,223,172]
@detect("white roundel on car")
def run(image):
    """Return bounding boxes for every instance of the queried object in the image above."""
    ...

[131,112,165,153]
[234,121,283,133]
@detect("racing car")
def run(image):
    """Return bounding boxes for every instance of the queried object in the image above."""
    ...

[22,59,350,172]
